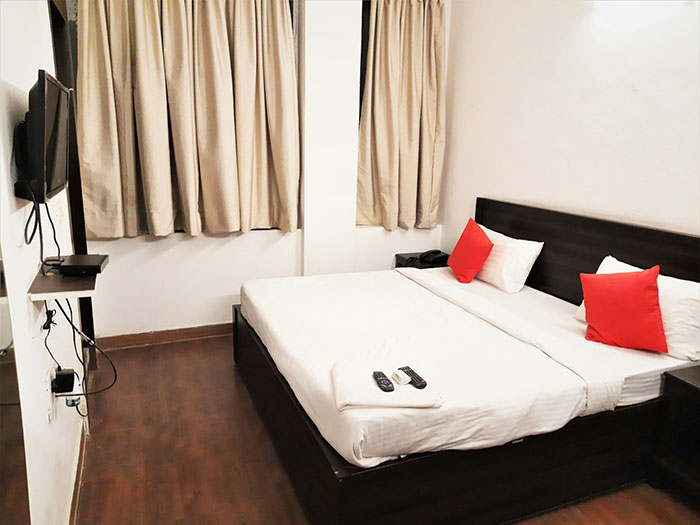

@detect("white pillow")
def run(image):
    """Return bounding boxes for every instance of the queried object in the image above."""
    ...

[575,255,700,361]
[474,225,544,294]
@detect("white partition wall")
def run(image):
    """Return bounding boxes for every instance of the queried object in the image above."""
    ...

[0,2,85,524]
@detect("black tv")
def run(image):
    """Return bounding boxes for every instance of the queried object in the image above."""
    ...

[14,69,71,203]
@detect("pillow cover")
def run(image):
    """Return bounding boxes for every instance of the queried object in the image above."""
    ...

[580,266,668,354]
[447,219,494,283]
[576,256,700,361]
[474,225,544,293]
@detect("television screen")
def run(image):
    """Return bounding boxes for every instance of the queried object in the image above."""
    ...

[13,70,71,203]
[44,75,70,198]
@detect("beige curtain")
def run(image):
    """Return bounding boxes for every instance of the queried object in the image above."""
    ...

[77,0,300,238]
[357,0,446,231]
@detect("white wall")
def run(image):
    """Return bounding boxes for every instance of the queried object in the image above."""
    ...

[90,231,302,335]
[302,0,362,276]
[440,0,700,250]
[0,3,85,524]
[90,0,442,338]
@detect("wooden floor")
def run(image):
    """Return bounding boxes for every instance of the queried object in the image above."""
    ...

[77,336,700,525]
[0,353,30,525]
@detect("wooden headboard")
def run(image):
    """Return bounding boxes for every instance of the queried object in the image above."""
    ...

[475,198,700,305]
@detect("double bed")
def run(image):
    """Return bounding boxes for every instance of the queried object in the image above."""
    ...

[233,198,699,524]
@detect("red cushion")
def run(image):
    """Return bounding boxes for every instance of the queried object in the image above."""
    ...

[580,266,668,353]
[448,219,494,283]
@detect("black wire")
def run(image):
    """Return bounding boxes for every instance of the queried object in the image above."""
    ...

[43,302,61,368]
[12,125,46,271]
[23,199,40,244]
[66,299,83,367]
[43,203,63,265]
[67,300,88,417]
[53,300,117,397]
[13,139,62,272]
[23,191,45,273]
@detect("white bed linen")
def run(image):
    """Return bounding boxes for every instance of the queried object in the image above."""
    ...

[241,270,587,467]
[400,268,693,408]
[241,268,691,468]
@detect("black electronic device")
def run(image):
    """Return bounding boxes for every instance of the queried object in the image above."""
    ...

[51,369,75,394]
[399,366,427,389]
[14,69,71,203]
[418,250,449,266]
[372,371,394,392]
[56,254,109,276]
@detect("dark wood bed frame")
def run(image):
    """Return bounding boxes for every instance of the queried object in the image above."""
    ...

[233,198,700,525]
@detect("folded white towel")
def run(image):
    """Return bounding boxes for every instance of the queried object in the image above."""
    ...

[331,358,443,411]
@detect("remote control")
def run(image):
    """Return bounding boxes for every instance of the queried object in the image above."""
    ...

[372,371,394,392]
[399,366,427,389]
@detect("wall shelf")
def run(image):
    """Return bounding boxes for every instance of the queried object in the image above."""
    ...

[27,271,96,302]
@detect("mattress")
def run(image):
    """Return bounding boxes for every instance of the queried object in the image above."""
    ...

[240,268,689,468]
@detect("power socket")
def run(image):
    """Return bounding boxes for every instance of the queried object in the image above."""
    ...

[65,396,81,408]
[45,366,57,422]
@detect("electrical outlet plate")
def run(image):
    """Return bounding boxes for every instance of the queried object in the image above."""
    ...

[46,365,57,422]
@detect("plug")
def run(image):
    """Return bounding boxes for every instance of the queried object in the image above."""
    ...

[51,368,75,394]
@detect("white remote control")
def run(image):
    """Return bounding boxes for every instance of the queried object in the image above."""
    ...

[391,369,412,385]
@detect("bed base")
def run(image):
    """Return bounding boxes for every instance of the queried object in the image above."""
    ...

[233,305,662,525]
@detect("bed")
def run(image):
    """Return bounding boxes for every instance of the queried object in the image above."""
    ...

[232,198,700,524]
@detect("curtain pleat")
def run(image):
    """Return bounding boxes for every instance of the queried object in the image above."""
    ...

[106,0,143,236]
[229,0,269,232]
[417,0,446,228]
[77,0,300,238]
[260,0,300,232]
[357,0,446,231]
[76,0,124,238]
[162,0,202,235]
[398,0,424,229]
[130,0,175,236]
[357,0,401,230]
[194,0,240,233]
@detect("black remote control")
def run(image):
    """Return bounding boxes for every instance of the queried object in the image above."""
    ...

[372,371,394,392]
[399,366,427,389]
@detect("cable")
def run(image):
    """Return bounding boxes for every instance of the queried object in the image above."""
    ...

[66,299,83,367]
[23,198,40,245]
[12,129,62,273]
[67,300,88,417]
[43,202,63,265]
[23,188,45,273]
[53,299,117,397]
[43,302,61,369]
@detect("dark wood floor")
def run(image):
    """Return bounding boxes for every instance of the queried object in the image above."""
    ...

[78,336,700,525]
[0,353,30,525]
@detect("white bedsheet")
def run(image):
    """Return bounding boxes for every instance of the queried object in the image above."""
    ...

[241,270,588,467]
[240,268,690,468]
[399,268,692,409]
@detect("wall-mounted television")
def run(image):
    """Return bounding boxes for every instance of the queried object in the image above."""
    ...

[14,69,71,203]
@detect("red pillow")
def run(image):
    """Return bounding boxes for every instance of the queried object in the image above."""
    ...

[448,219,494,283]
[580,266,667,353]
